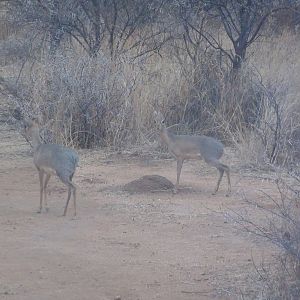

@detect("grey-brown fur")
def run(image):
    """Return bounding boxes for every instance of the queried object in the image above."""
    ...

[24,119,79,215]
[154,111,231,195]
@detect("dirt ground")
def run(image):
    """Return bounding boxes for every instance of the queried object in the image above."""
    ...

[0,122,279,300]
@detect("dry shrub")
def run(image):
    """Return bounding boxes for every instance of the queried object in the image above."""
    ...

[152,47,266,144]
[4,49,187,150]
[7,51,140,148]
[232,93,300,168]
[2,47,275,154]
[232,129,268,168]
[227,32,300,167]
[231,171,300,299]
[2,27,300,164]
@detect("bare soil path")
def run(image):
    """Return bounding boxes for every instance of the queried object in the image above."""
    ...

[0,120,277,300]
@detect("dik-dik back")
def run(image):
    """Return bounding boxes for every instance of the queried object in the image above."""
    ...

[166,133,224,161]
[34,144,79,176]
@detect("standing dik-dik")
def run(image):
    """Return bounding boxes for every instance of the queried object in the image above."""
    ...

[24,119,79,216]
[154,111,231,196]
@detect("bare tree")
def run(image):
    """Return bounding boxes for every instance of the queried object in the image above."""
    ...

[180,0,297,70]
[6,0,169,59]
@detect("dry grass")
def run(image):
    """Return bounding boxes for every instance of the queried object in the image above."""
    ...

[1,27,300,165]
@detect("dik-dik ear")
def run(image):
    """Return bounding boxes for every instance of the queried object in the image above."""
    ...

[153,110,165,124]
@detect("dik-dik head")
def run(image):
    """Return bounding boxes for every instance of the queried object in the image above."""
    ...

[23,118,40,140]
[153,111,166,130]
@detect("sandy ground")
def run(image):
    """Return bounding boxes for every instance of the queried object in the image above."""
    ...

[0,122,278,300]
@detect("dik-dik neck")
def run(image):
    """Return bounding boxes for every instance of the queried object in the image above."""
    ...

[160,126,174,145]
[31,128,43,152]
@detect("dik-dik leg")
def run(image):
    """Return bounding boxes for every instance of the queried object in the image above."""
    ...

[63,183,76,216]
[206,159,231,196]
[174,158,184,193]
[38,169,44,213]
[43,174,51,212]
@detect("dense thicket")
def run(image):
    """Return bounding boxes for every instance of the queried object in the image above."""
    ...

[1,0,300,163]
